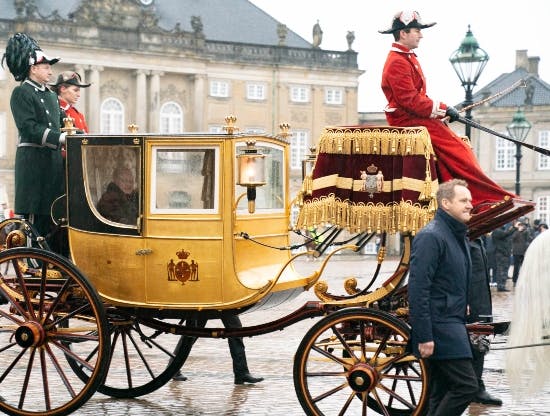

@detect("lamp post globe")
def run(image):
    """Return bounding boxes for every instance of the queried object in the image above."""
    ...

[507,107,532,196]
[449,25,489,138]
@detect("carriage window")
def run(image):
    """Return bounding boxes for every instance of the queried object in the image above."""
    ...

[83,145,141,227]
[151,146,219,214]
[235,141,285,213]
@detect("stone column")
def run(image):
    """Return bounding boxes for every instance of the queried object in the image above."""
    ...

[87,66,103,133]
[311,86,321,141]
[148,71,164,133]
[134,69,149,131]
[74,64,88,118]
[192,74,205,131]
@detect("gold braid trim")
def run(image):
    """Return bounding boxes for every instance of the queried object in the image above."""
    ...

[312,175,438,194]
[296,194,434,235]
[318,126,434,157]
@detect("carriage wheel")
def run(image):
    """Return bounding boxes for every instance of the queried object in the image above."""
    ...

[67,316,193,398]
[0,247,110,416]
[294,308,428,416]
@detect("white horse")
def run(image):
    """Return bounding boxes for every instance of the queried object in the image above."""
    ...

[506,229,550,395]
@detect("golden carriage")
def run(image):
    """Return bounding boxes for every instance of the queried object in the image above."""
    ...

[0,119,533,416]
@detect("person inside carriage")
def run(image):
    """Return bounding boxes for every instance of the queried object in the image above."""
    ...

[97,166,139,225]
[379,10,517,211]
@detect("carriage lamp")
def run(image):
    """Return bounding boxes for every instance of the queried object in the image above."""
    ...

[237,140,266,213]
[301,146,317,182]
[301,146,317,198]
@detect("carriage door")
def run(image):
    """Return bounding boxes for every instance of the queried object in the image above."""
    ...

[66,136,146,303]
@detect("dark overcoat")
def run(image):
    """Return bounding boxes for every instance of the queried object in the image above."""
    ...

[11,79,64,215]
[408,208,472,360]
[467,238,492,322]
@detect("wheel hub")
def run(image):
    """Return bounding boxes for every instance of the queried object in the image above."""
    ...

[15,321,46,348]
[348,363,378,392]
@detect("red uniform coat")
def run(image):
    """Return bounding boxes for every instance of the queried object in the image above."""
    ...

[381,42,515,206]
[59,98,89,133]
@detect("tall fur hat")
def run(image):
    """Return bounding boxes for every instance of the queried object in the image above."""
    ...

[2,33,59,81]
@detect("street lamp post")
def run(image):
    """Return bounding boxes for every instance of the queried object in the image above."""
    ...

[449,25,489,138]
[506,107,532,196]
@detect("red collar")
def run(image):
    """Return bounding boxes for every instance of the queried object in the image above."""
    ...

[58,97,71,111]
[390,42,416,55]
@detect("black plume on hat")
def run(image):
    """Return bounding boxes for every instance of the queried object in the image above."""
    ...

[2,33,39,81]
[2,33,59,81]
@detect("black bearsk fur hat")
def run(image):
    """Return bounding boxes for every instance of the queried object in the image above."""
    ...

[2,33,42,81]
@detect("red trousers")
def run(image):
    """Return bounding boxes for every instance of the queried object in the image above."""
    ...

[385,114,516,206]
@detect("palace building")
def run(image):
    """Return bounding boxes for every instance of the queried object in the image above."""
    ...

[0,0,362,206]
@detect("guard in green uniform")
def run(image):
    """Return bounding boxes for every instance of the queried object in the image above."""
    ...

[2,33,65,242]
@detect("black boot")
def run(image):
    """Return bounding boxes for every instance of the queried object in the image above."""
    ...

[473,390,502,406]
[234,372,264,385]
[172,370,188,381]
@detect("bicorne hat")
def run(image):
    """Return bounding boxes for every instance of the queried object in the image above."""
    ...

[50,71,91,90]
[379,10,436,34]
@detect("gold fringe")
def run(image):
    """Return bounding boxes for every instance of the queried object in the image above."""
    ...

[318,126,434,157]
[296,194,434,236]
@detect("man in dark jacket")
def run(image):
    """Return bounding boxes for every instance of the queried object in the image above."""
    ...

[408,179,478,415]
[492,223,517,291]
[511,219,531,286]
[467,238,502,406]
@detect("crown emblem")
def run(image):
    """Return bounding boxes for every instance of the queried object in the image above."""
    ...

[367,164,378,174]
[176,249,190,259]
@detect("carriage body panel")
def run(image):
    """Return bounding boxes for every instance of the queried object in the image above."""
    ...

[65,133,310,310]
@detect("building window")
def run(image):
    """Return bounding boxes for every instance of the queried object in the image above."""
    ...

[243,127,266,134]
[290,86,310,103]
[495,137,516,170]
[290,130,309,169]
[536,195,549,224]
[246,83,266,100]
[538,131,550,170]
[160,102,183,133]
[0,112,6,158]
[209,80,230,98]
[100,98,125,134]
[325,87,343,105]
[208,125,224,133]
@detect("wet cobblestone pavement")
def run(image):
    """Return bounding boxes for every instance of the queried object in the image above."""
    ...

[2,254,549,415]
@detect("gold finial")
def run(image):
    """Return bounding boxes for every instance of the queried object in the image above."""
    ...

[223,115,239,135]
[278,122,291,139]
[128,124,139,133]
[61,117,77,135]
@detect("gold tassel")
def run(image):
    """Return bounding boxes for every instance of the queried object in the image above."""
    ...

[301,175,313,196]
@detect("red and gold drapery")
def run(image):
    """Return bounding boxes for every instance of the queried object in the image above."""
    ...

[296,126,438,235]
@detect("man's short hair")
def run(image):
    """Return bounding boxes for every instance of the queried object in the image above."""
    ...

[436,179,468,206]
[393,28,410,41]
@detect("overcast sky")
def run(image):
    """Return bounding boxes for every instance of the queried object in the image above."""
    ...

[250,0,548,113]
